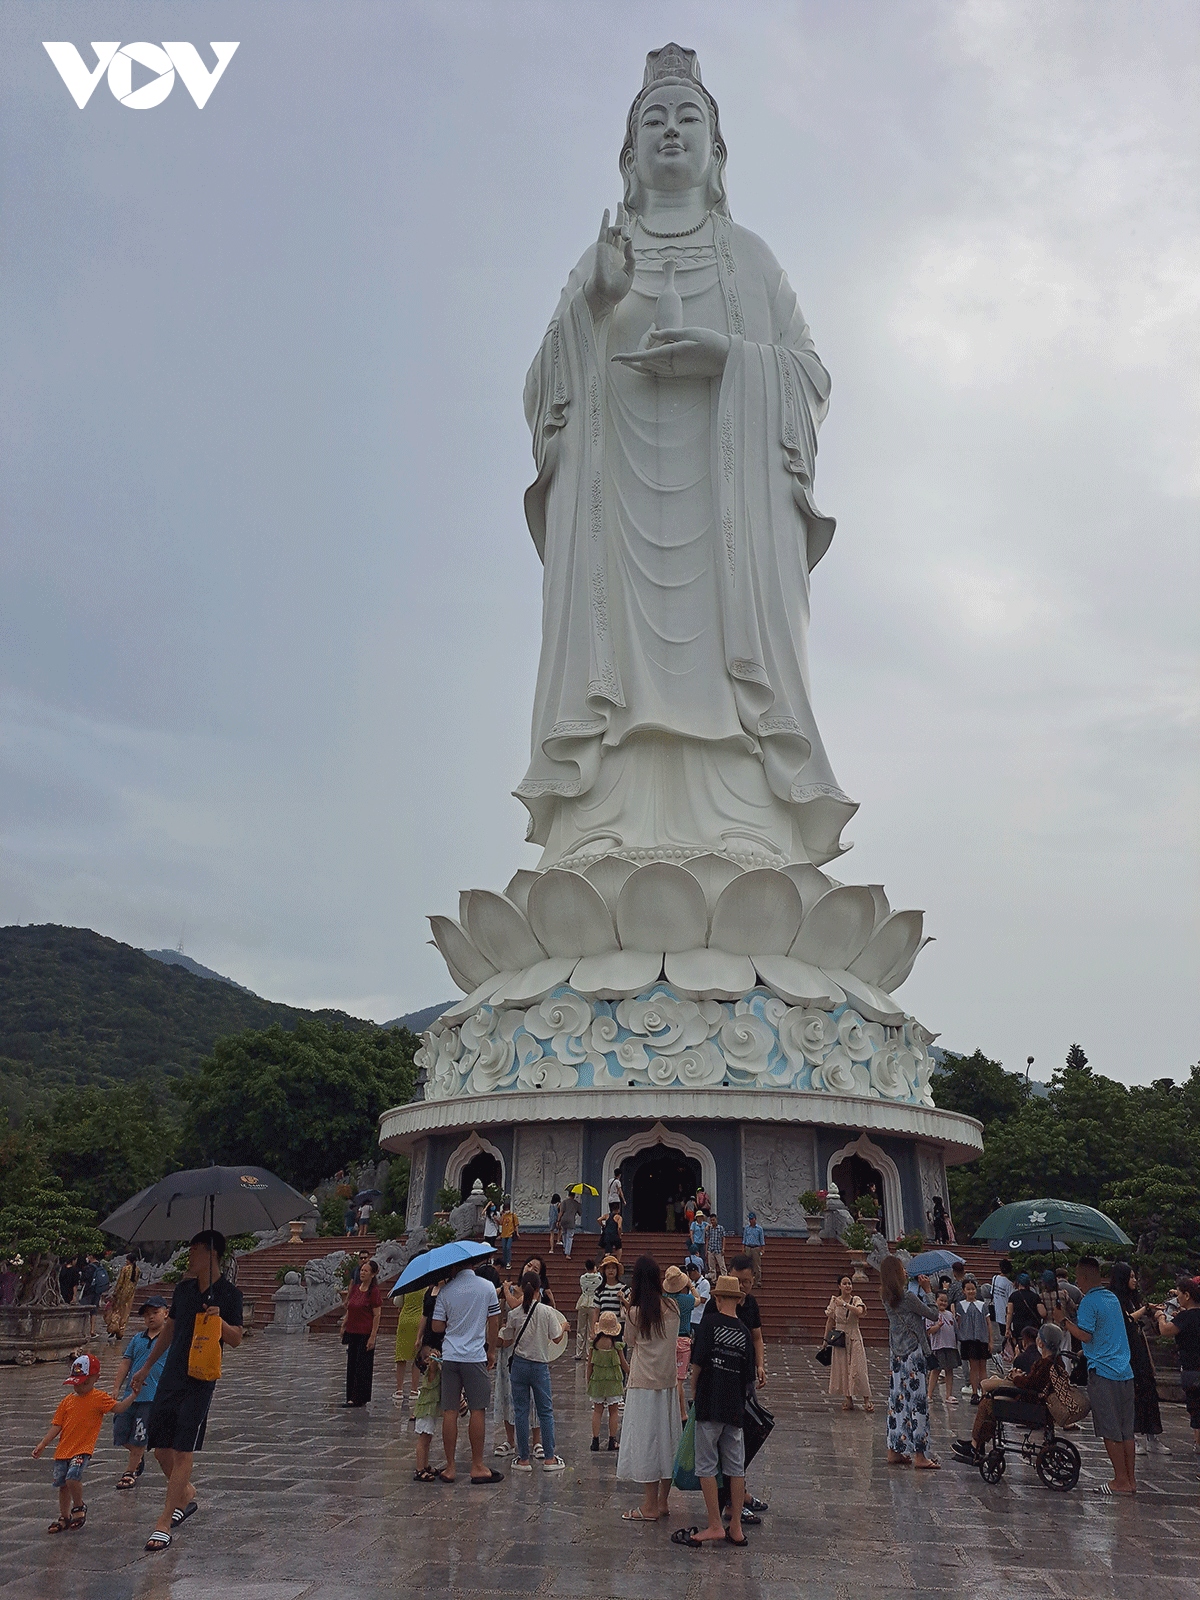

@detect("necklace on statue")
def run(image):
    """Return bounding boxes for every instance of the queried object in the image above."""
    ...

[635,210,712,239]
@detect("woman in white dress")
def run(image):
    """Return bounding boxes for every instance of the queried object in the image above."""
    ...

[617,1256,682,1523]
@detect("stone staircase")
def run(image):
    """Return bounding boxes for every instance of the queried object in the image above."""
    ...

[144,1232,1001,1345]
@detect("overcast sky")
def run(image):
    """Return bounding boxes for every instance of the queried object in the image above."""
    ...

[2,1,1196,1085]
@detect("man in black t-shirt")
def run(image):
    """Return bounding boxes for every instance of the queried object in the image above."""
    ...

[700,1256,769,1520]
[1006,1274,1045,1343]
[682,1275,756,1548]
[131,1230,243,1553]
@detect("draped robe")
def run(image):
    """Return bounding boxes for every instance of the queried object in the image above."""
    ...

[517,215,856,871]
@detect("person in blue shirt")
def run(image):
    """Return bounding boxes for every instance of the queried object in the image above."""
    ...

[112,1297,170,1489]
[741,1213,765,1287]
[1055,1256,1136,1496]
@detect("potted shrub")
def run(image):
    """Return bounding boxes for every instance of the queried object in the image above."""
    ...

[799,1189,826,1241]
[854,1193,880,1223]
[434,1185,461,1220]
[842,1220,871,1282]
[0,1174,103,1361]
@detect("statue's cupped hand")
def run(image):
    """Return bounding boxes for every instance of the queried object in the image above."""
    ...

[585,206,636,319]
[611,325,730,380]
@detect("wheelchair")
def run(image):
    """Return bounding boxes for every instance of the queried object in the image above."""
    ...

[976,1394,1081,1491]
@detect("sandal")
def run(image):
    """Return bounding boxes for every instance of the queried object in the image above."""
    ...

[145,1531,172,1552]
[171,1500,198,1526]
[413,1467,438,1481]
[67,1503,87,1529]
[725,1529,749,1547]
[841,1398,854,1412]
[116,1472,139,1490]
[47,1516,71,1534]
[864,1400,875,1412]
[469,1468,505,1484]
[670,1526,703,1548]
[622,1508,658,1522]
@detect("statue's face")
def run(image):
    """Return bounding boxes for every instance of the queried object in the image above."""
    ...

[634,83,713,194]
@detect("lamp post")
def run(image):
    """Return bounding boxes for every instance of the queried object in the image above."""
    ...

[1025,1055,1035,1083]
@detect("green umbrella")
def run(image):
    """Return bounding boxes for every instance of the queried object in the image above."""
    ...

[972,1199,1132,1250]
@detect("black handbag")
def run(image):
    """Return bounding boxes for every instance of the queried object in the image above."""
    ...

[741,1392,774,1469]
[828,1330,847,1347]
[815,1341,833,1366]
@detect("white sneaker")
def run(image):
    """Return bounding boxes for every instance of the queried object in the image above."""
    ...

[533,1443,544,1459]
[542,1456,566,1471]
[493,1441,513,1457]
[511,1460,533,1472]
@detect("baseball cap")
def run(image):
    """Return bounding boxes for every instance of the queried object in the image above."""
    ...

[138,1295,168,1313]
[64,1352,100,1386]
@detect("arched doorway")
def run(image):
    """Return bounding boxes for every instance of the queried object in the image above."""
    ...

[602,1122,718,1230]
[625,1147,701,1232]
[831,1153,887,1233]
[459,1150,501,1199]
[826,1132,905,1239]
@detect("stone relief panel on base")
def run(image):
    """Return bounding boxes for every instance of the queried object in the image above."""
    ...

[511,1125,582,1228]
[741,1127,815,1232]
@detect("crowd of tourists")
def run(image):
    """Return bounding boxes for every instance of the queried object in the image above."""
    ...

[30,1200,1200,1556]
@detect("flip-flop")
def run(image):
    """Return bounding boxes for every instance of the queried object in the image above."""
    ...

[145,1531,172,1552]
[469,1469,505,1484]
[171,1500,198,1525]
[671,1527,704,1548]
[622,1508,658,1521]
[725,1530,749,1547]
[434,1469,456,1483]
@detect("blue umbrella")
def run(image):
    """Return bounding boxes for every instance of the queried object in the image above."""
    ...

[388,1240,494,1296]
[906,1248,964,1278]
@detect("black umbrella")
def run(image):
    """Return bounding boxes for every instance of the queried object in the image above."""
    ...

[353,1189,383,1205]
[101,1165,319,1243]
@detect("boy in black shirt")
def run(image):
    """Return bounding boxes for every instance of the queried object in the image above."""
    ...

[677,1274,755,1548]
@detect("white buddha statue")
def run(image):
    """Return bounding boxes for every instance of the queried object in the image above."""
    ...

[516,44,856,875]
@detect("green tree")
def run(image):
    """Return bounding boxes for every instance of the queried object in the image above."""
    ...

[0,1171,102,1304]
[1105,1165,1200,1289]
[33,1082,178,1219]
[934,1049,1030,1126]
[176,1020,418,1191]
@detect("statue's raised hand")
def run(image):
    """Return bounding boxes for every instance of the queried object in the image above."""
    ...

[611,326,730,380]
[585,206,635,320]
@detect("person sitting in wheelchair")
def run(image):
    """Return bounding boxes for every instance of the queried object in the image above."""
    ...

[953,1323,1069,1463]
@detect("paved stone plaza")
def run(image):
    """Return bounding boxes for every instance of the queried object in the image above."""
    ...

[1,1337,1197,1600]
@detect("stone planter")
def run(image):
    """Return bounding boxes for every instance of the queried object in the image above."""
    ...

[805,1213,824,1244]
[287,1218,306,1244]
[847,1250,870,1283]
[0,1304,91,1364]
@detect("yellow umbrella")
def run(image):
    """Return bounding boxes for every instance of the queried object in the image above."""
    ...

[567,1183,599,1196]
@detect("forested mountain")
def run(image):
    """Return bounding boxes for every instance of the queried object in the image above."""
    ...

[0,924,373,1121]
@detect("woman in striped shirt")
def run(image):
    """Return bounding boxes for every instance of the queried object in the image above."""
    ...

[596,1256,628,1325]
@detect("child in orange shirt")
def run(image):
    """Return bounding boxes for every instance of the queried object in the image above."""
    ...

[32,1352,134,1532]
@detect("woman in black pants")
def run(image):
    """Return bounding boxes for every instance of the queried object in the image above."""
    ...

[340,1258,382,1406]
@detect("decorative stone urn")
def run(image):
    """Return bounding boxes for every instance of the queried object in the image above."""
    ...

[267,1272,307,1336]
[0,1304,91,1364]
[287,1218,306,1245]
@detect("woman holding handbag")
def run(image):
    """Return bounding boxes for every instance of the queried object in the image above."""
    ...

[823,1275,873,1413]
[340,1258,382,1407]
[504,1271,569,1472]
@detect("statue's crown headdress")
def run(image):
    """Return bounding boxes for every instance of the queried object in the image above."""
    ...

[642,42,703,90]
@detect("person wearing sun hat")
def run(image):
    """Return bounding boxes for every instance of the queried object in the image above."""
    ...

[588,1310,629,1450]
[673,1274,756,1549]
[32,1353,135,1534]
[662,1266,696,1421]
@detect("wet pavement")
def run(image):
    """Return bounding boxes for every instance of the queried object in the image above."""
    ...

[1,1335,1197,1599]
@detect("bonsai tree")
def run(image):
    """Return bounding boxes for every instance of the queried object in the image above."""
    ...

[0,1174,103,1305]
[842,1221,870,1252]
[854,1193,880,1220]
